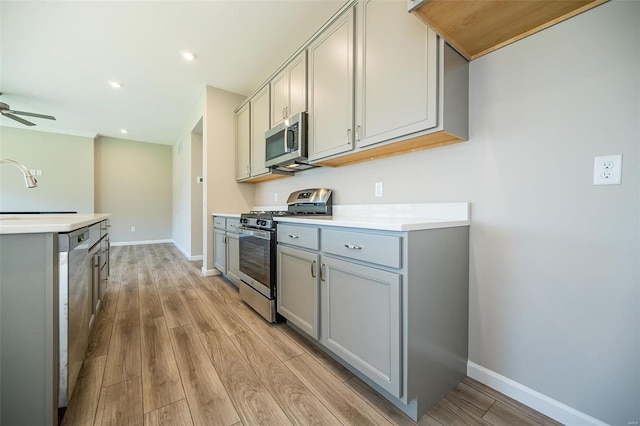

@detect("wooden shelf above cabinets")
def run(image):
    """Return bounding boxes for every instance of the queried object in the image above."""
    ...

[409,0,609,60]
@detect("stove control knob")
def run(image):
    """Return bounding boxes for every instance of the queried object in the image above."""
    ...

[258,219,267,226]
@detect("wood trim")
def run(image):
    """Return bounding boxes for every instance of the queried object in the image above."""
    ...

[411,0,609,61]
[314,131,465,168]
[239,172,290,184]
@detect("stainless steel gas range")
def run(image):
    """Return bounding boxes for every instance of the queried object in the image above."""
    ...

[237,188,332,323]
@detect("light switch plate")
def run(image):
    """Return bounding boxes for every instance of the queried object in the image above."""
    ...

[375,182,383,197]
[593,154,622,185]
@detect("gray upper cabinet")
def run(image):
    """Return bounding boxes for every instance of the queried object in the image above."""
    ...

[321,255,402,397]
[277,245,320,338]
[270,51,307,127]
[250,85,270,177]
[235,103,250,180]
[307,6,356,162]
[355,0,438,148]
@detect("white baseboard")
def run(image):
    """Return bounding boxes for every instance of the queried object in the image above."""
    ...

[171,241,202,261]
[111,239,172,246]
[202,268,221,277]
[467,361,608,426]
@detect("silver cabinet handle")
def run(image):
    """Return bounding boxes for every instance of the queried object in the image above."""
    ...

[356,125,361,142]
[344,244,362,250]
[223,235,227,244]
[288,234,300,239]
[320,263,326,281]
[311,260,316,278]
[346,129,351,144]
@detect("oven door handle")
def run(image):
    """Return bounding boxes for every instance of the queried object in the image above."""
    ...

[238,226,272,240]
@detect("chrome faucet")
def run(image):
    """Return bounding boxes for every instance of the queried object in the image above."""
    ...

[0,158,38,188]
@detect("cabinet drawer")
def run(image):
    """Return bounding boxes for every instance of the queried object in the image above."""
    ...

[226,218,240,233]
[277,224,319,250]
[214,216,226,229]
[321,229,401,268]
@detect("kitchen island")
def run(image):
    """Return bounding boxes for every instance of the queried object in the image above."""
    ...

[0,213,110,426]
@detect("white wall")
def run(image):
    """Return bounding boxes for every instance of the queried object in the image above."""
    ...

[94,136,172,243]
[254,2,639,424]
[0,127,94,213]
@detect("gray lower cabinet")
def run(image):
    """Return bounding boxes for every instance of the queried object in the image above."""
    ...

[213,216,241,286]
[277,245,320,338]
[226,231,241,286]
[214,229,227,274]
[321,255,402,396]
[277,221,469,421]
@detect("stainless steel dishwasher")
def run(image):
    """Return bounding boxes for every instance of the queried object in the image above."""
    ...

[58,226,96,408]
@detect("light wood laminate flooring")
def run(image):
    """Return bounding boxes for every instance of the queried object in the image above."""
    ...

[62,243,562,426]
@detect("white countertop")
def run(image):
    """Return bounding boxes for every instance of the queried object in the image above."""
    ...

[0,213,111,234]
[212,212,241,218]
[278,202,470,231]
[274,215,469,231]
[212,203,470,231]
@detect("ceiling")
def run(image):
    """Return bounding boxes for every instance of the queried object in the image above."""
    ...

[0,0,345,145]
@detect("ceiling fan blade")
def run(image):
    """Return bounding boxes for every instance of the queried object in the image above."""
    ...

[2,112,36,126]
[8,110,56,120]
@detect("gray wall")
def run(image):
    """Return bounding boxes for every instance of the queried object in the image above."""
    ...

[202,86,254,273]
[0,127,94,213]
[254,2,640,425]
[94,136,172,243]
[191,129,204,257]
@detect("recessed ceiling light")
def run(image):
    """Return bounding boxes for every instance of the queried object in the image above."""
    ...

[109,81,123,89]
[181,51,196,61]
[120,129,128,134]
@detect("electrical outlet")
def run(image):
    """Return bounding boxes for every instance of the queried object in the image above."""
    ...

[375,181,383,197]
[131,226,136,232]
[274,192,278,202]
[36,169,42,176]
[593,154,622,185]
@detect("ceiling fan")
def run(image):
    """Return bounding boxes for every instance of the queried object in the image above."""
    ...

[0,93,56,126]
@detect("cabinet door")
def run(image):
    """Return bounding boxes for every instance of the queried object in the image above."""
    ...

[288,51,307,118]
[270,69,288,127]
[307,7,355,161]
[356,0,437,148]
[321,255,402,397]
[278,245,320,339]
[235,103,251,180]
[226,232,241,287]
[251,85,271,177]
[214,230,227,274]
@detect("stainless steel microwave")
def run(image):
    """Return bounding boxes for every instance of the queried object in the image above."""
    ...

[265,112,308,168]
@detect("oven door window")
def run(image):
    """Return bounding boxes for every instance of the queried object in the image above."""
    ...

[239,231,272,291]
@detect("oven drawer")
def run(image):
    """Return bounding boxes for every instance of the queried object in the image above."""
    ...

[214,216,226,228]
[277,224,319,251]
[226,218,240,233]
[321,229,401,269]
